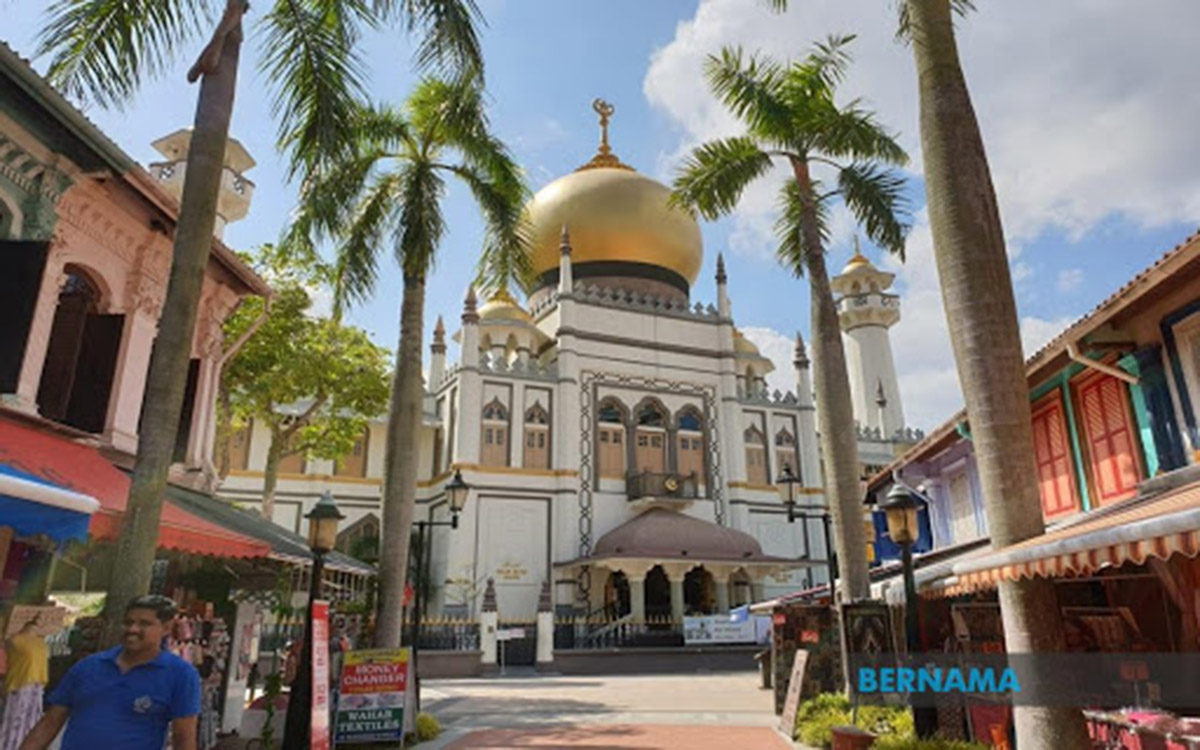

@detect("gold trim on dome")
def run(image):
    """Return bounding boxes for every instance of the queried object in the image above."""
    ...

[477,287,533,323]
[842,235,876,273]
[576,98,634,172]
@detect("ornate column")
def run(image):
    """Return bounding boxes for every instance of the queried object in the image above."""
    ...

[535,581,554,665]
[479,578,498,665]
[710,565,735,614]
[661,562,692,622]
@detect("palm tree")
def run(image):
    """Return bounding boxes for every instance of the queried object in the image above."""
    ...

[902,1,1088,746]
[671,37,909,602]
[35,0,485,644]
[286,76,528,648]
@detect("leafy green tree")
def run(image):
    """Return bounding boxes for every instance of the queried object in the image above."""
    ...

[222,257,390,521]
[670,37,909,601]
[285,75,529,648]
[36,0,487,642]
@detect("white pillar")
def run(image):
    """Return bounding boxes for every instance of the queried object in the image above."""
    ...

[102,310,157,453]
[480,611,498,665]
[536,611,553,664]
[629,576,646,622]
[663,563,690,622]
[9,246,68,413]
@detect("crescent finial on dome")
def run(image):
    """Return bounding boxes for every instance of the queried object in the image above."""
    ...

[577,98,634,172]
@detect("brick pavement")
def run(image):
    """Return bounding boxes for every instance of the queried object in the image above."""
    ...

[444,724,791,749]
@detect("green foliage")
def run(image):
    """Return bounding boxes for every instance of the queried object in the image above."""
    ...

[874,737,989,750]
[36,0,486,182]
[670,36,911,269]
[283,74,530,311]
[222,246,390,469]
[794,693,914,749]
[415,712,442,741]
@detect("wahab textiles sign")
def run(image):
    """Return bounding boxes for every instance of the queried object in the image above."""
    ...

[334,648,409,743]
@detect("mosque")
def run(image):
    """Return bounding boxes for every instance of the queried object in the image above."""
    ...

[220,101,922,620]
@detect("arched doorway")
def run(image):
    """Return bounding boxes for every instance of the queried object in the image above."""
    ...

[603,571,631,620]
[37,267,123,433]
[684,567,715,615]
[644,565,671,623]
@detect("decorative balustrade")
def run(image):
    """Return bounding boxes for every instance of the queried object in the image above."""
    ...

[417,616,480,651]
[553,615,683,650]
[570,283,722,321]
[854,423,926,443]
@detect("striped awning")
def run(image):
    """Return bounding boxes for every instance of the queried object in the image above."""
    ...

[952,479,1200,590]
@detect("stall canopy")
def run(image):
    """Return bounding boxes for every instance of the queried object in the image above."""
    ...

[0,462,99,544]
[953,474,1200,591]
[0,417,270,559]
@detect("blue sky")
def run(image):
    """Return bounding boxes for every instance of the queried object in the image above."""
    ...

[7,1,1199,430]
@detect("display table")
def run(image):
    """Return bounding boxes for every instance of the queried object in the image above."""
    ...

[1084,710,1200,750]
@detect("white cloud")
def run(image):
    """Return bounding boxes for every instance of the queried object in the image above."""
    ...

[645,0,1200,250]
[645,0,1200,431]
[740,326,797,396]
[1056,268,1085,293]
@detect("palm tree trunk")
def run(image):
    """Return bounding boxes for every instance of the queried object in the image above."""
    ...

[262,430,284,522]
[375,272,426,648]
[906,1,1088,746]
[792,159,871,602]
[100,10,244,646]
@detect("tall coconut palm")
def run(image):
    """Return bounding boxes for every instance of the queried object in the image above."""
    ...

[671,37,910,602]
[35,0,485,644]
[285,76,529,648]
[902,1,1088,746]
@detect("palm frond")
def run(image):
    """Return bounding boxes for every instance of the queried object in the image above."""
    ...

[789,33,856,95]
[896,0,977,43]
[401,0,484,77]
[334,171,403,313]
[260,0,371,180]
[836,162,911,258]
[445,163,532,295]
[775,180,830,275]
[670,137,774,221]
[395,162,447,279]
[809,101,908,166]
[37,0,215,109]
[703,47,793,143]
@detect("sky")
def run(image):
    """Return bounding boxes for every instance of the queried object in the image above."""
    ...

[6,1,1200,432]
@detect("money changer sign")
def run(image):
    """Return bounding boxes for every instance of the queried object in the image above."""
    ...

[334,648,409,743]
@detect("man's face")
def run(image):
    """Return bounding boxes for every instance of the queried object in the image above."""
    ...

[122,608,168,652]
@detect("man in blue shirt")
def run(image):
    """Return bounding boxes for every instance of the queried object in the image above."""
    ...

[19,595,200,750]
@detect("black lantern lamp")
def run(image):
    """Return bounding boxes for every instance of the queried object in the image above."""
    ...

[776,464,801,521]
[881,483,921,547]
[306,490,345,553]
[775,464,837,591]
[445,469,470,528]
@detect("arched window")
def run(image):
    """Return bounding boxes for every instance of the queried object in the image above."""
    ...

[597,398,627,479]
[523,402,550,469]
[37,266,123,433]
[774,428,799,482]
[744,424,768,485]
[481,398,509,467]
[675,407,705,483]
[633,399,667,474]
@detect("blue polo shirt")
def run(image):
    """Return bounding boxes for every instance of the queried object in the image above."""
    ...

[48,646,201,750]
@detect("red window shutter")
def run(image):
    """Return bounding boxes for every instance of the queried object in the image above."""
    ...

[1031,397,1079,519]
[1078,375,1140,505]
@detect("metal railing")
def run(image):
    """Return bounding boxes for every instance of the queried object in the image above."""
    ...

[417,617,480,651]
[553,615,684,649]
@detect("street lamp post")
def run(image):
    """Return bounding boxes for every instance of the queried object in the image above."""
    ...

[283,491,344,750]
[409,469,470,713]
[879,483,936,739]
[776,465,838,590]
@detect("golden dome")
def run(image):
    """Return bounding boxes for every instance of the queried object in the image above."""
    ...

[527,167,703,287]
[840,237,878,275]
[477,288,532,324]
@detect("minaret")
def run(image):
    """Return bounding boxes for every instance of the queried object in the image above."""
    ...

[829,238,905,438]
[429,315,447,388]
[460,285,480,368]
[149,129,256,239]
[715,253,731,319]
[558,225,574,294]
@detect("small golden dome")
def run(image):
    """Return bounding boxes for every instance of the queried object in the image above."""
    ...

[733,329,761,356]
[477,288,532,324]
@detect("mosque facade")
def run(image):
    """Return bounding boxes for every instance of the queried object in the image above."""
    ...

[220,103,922,620]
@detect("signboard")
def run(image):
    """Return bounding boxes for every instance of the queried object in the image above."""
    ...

[839,600,898,702]
[779,650,810,736]
[5,605,67,637]
[683,615,771,645]
[496,628,526,641]
[334,648,409,744]
[311,600,331,750]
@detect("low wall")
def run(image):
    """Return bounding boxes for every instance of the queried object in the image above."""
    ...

[418,650,484,679]
[549,645,761,675]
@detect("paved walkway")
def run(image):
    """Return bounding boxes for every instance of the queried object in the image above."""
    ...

[421,672,792,749]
